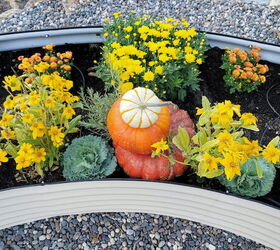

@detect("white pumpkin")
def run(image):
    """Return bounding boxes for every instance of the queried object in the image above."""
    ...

[120,87,170,128]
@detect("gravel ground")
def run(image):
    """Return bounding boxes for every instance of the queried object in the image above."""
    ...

[0,0,278,249]
[0,0,279,45]
[0,213,272,250]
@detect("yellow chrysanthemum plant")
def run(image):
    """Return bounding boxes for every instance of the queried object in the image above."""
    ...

[0,46,81,179]
[96,12,208,101]
[170,96,280,183]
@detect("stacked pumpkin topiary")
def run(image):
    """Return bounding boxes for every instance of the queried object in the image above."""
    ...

[107,87,195,180]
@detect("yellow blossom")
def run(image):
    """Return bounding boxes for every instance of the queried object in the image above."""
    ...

[185,53,196,63]
[0,113,14,127]
[1,129,15,139]
[3,75,21,92]
[0,149,8,165]
[32,148,46,163]
[203,153,220,171]
[262,144,280,164]
[217,131,234,152]
[220,153,241,181]
[240,113,258,126]
[151,138,169,154]
[62,105,76,119]
[30,122,46,139]
[34,62,50,73]
[143,71,155,81]
[119,82,134,95]
[22,112,35,124]
[155,66,164,74]
[15,154,31,170]
[19,143,34,156]
[3,98,15,109]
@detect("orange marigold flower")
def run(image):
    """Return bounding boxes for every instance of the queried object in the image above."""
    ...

[232,69,240,78]
[243,61,253,67]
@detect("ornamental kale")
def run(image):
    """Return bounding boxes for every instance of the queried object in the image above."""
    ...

[63,135,117,181]
[218,158,276,198]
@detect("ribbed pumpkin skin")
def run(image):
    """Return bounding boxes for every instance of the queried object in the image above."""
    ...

[114,144,188,180]
[107,99,170,155]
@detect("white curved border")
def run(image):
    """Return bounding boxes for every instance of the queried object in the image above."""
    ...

[0,27,279,64]
[0,180,279,249]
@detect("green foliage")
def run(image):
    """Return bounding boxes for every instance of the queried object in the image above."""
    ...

[63,135,117,181]
[79,87,119,138]
[218,158,276,197]
[220,47,269,94]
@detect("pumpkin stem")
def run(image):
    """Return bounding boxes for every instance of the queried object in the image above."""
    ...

[140,101,172,109]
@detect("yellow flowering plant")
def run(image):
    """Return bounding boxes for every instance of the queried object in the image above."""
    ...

[96,12,208,101]
[0,46,80,178]
[153,96,280,182]
[221,46,269,93]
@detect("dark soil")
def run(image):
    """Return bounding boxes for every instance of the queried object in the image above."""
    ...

[0,43,279,208]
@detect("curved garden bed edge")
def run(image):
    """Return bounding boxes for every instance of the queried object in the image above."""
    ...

[0,27,279,249]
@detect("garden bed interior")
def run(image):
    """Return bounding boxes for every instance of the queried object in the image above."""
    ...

[0,42,279,208]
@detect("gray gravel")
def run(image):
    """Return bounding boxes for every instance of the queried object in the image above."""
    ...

[0,212,272,249]
[0,0,279,45]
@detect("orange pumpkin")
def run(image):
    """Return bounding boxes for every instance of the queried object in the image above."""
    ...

[114,103,195,180]
[107,88,170,155]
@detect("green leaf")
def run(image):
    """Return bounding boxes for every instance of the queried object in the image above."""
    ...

[200,139,219,151]
[201,96,210,109]
[241,125,259,132]
[35,164,44,177]
[5,143,18,158]
[204,169,223,178]
[69,115,81,130]
[268,136,280,147]
[254,159,263,178]
[172,127,190,153]
[192,134,199,145]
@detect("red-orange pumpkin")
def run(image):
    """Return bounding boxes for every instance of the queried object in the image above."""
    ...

[107,88,170,155]
[114,144,187,180]
[114,103,195,180]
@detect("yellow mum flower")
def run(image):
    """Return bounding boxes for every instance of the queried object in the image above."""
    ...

[217,131,234,152]
[0,113,14,127]
[155,66,164,75]
[29,93,40,106]
[30,122,46,139]
[22,112,35,124]
[262,144,280,164]
[143,71,155,81]
[203,152,220,171]
[32,148,46,163]
[242,138,261,156]
[185,53,196,63]
[45,97,56,108]
[3,75,21,92]
[240,113,258,126]
[3,98,15,110]
[0,149,8,165]
[123,26,133,32]
[34,62,50,73]
[151,138,169,154]
[1,129,15,139]
[15,154,32,170]
[48,126,65,147]
[196,58,203,64]
[103,32,109,37]
[220,153,241,181]
[62,105,76,119]
[19,143,34,156]
[119,82,134,95]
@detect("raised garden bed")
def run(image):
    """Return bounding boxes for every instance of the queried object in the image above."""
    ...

[0,25,279,249]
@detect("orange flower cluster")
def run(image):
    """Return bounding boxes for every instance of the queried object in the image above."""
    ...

[222,46,269,93]
[17,44,73,77]
[229,47,268,83]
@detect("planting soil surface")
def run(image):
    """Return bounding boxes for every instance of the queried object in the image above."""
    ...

[0,43,279,209]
